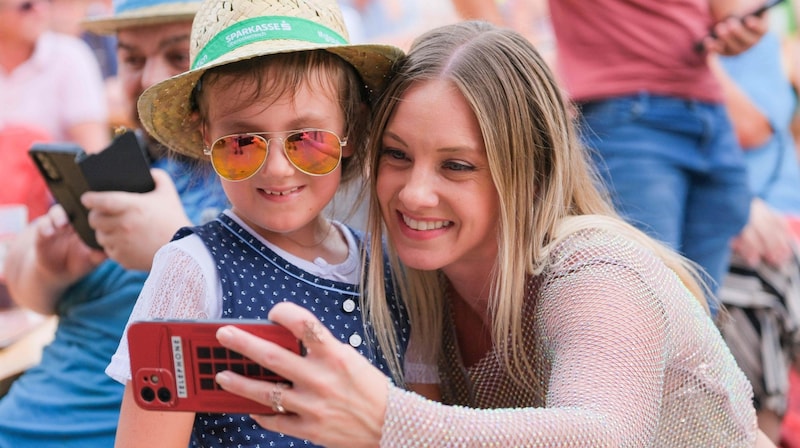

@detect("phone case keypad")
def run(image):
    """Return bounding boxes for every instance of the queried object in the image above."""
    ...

[193,344,280,390]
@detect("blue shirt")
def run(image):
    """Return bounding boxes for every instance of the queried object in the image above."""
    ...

[0,156,227,448]
[720,31,800,215]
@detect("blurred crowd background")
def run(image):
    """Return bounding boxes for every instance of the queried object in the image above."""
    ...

[4,0,800,446]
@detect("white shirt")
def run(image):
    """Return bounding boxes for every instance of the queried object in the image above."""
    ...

[0,31,107,141]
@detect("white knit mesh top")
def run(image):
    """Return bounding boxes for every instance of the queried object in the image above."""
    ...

[382,228,756,447]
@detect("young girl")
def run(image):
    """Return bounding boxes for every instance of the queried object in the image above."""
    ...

[106,0,409,447]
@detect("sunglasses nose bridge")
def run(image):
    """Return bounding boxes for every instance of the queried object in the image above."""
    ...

[259,135,299,175]
[261,136,293,165]
[262,135,287,153]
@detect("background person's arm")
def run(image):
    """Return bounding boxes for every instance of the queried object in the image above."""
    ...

[709,54,774,148]
[82,169,192,271]
[67,121,111,155]
[706,0,769,55]
[4,205,106,315]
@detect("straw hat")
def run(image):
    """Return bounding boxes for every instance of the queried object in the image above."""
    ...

[137,0,404,159]
[82,0,201,35]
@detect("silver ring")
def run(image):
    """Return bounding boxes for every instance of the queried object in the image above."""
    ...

[271,382,288,414]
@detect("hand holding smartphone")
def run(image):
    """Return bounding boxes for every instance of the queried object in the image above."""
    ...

[694,0,784,53]
[28,130,155,249]
[127,319,304,414]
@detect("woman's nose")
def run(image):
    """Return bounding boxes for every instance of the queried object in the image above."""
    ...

[397,167,438,209]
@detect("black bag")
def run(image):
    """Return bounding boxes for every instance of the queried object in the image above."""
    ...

[719,247,800,415]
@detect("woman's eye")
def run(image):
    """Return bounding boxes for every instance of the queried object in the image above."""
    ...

[381,148,408,161]
[443,161,475,172]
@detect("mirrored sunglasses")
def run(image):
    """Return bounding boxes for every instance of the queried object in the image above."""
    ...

[204,129,346,181]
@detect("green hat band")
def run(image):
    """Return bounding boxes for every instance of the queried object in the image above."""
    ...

[193,15,347,70]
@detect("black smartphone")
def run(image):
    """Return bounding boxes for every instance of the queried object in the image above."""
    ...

[748,0,786,17]
[127,319,304,414]
[28,130,155,249]
[694,0,786,52]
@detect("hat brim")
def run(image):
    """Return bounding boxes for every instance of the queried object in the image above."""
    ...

[82,3,199,35]
[138,40,402,159]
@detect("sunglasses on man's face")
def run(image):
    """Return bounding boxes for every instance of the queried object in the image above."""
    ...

[203,129,346,182]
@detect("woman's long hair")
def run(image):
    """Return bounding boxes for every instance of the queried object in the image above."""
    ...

[363,21,709,386]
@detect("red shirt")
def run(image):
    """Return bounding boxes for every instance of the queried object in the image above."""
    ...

[548,0,723,103]
[0,124,53,221]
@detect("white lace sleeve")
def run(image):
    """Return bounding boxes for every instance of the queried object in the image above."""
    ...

[105,235,221,384]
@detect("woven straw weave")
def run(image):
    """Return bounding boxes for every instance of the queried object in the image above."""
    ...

[137,0,403,159]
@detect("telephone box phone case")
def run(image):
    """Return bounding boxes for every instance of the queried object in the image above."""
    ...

[127,319,304,414]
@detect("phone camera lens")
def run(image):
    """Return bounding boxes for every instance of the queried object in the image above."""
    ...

[140,386,155,402]
[157,387,172,403]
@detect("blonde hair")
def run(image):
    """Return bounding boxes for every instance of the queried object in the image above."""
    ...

[363,21,710,386]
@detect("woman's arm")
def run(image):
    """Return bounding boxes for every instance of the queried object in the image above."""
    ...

[213,303,620,447]
[214,275,667,448]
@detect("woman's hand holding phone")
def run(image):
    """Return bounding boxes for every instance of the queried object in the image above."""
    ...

[215,302,390,448]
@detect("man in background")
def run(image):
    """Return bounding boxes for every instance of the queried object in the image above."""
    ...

[0,0,227,446]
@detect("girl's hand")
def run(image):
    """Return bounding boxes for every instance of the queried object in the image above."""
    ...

[215,302,389,448]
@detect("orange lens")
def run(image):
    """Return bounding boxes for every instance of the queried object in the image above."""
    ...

[209,130,343,181]
[210,134,268,181]
[284,130,341,175]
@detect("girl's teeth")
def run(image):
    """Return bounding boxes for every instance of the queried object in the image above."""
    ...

[266,186,300,196]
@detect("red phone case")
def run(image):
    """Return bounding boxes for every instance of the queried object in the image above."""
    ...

[127,319,303,414]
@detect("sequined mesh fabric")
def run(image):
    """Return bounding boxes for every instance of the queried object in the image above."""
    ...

[382,228,757,446]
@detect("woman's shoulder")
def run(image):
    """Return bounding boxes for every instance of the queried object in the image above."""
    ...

[545,215,661,274]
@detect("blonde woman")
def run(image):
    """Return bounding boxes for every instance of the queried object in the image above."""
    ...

[214,21,765,447]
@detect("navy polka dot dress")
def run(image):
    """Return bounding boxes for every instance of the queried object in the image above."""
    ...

[172,213,409,448]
